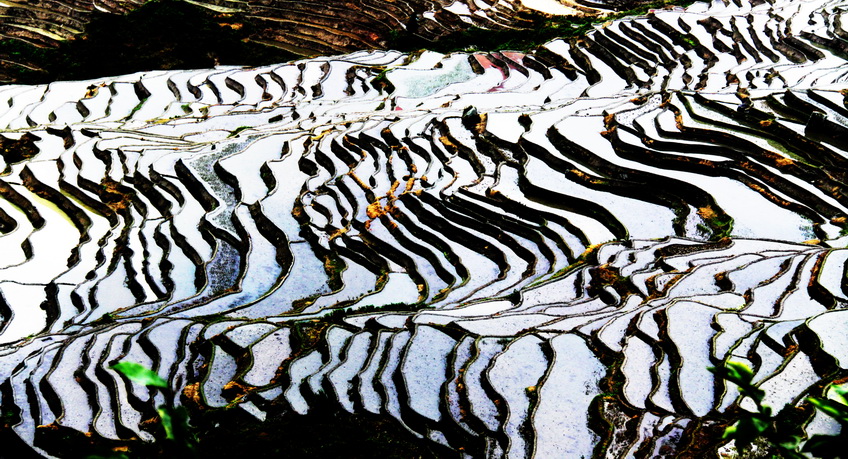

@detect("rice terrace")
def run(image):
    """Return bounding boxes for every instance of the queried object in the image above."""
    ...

[0,0,847,456]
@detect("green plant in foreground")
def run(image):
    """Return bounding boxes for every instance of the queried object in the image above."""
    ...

[708,361,793,455]
[803,384,848,458]
[106,361,198,457]
[710,361,848,458]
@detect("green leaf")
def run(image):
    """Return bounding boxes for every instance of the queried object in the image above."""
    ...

[830,383,848,406]
[158,406,175,440]
[802,433,845,459]
[739,386,771,406]
[725,361,755,384]
[710,363,766,404]
[776,434,803,450]
[111,361,168,389]
[808,396,848,422]
[724,412,773,450]
[748,415,770,433]
[721,422,738,439]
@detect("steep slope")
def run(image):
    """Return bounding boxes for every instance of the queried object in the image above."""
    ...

[0,0,847,456]
[0,0,628,83]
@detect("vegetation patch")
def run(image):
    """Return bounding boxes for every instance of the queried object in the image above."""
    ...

[0,0,297,84]
[387,0,695,53]
[709,361,848,458]
[0,0,695,84]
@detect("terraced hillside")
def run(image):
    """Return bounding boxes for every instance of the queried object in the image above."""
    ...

[1,0,848,456]
[0,0,628,84]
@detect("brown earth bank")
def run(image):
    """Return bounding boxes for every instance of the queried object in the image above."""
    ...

[0,0,680,84]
